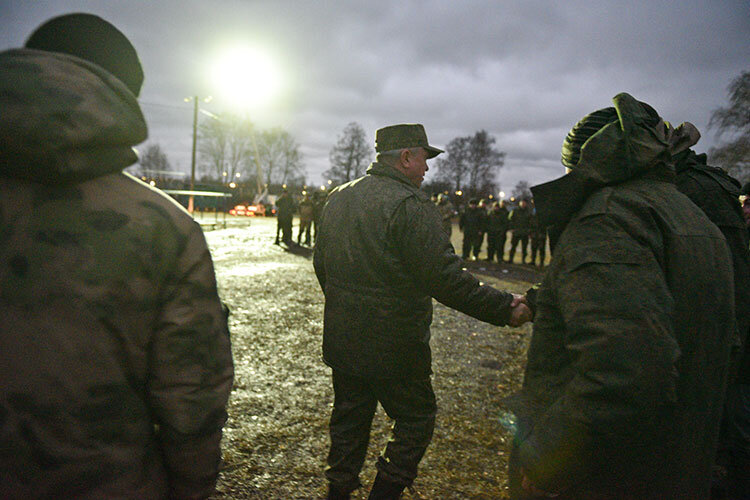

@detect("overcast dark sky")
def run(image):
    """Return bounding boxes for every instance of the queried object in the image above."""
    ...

[3,0,748,191]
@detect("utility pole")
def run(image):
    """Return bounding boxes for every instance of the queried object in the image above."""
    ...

[188,95,199,213]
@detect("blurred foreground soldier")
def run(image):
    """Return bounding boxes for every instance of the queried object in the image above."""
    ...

[506,94,734,500]
[435,193,455,236]
[459,198,486,260]
[298,191,315,245]
[486,200,510,262]
[507,198,532,264]
[0,14,234,499]
[275,188,295,245]
[669,125,750,499]
[314,124,532,500]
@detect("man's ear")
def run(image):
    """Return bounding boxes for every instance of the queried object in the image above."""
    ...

[399,148,411,166]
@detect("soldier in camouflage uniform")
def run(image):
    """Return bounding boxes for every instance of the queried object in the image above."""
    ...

[507,94,734,499]
[507,198,532,264]
[669,125,750,499]
[459,198,486,260]
[315,124,531,500]
[0,14,234,499]
[297,191,315,246]
[435,193,455,236]
[528,206,547,268]
[486,200,510,262]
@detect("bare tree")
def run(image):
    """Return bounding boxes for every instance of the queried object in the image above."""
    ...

[257,127,305,186]
[136,143,171,176]
[325,122,371,183]
[708,71,750,183]
[467,130,505,196]
[198,114,255,182]
[435,136,471,192]
[511,180,532,201]
[435,131,505,196]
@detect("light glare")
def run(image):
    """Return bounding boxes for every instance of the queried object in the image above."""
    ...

[211,46,281,109]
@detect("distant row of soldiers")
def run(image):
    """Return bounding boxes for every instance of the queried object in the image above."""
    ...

[436,195,547,266]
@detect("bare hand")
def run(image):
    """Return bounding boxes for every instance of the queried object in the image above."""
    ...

[508,294,532,326]
[510,293,528,308]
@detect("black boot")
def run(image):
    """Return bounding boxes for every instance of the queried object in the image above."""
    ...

[327,483,350,500]
[368,474,406,500]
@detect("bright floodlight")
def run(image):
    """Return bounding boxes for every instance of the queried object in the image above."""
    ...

[211,46,281,109]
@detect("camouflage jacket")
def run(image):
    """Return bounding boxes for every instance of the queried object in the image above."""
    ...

[487,206,510,232]
[458,205,487,234]
[298,198,315,221]
[511,94,734,499]
[313,162,514,378]
[508,205,532,234]
[0,49,233,499]
[674,149,750,384]
[436,199,455,233]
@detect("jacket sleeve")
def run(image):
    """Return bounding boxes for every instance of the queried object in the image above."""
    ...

[391,197,514,325]
[517,215,680,493]
[148,221,234,499]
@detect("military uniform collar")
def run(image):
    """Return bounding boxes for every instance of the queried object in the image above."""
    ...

[366,162,425,194]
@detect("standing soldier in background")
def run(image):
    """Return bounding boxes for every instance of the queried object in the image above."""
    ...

[275,188,295,246]
[297,191,315,246]
[0,14,234,499]
[436,193,455,236]
[459,198,486,260]
[507,198,532,264]
[528,203,548,268]
[486,200,510,262]
[669,124,750,500]
[313,189,327,244]
[314,123,531,500]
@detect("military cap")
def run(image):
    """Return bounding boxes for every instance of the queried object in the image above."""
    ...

[375,124,444,159]
[25,13,144,97]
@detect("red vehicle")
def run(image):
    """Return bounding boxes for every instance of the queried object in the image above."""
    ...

[229,203,266,217]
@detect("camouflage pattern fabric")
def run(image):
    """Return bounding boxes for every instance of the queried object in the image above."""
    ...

[674,148,750,384]
[0,49,233,499]
[314,162,514,379]
[436,198,454,236]
[508,93,734,499]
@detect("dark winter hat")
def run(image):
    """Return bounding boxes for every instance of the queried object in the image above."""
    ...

[375,124,444,159]
[469,198,479,205]
[25,13,144,96]
[561,107,619,168]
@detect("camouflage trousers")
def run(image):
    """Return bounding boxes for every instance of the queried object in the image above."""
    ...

[325,371,436,493]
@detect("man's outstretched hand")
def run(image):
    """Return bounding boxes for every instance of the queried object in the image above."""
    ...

[509,294,532,326]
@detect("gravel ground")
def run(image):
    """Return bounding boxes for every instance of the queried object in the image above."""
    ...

[203,216,541,499]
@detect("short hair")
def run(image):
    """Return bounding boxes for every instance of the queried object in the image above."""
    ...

[376,147,423,166]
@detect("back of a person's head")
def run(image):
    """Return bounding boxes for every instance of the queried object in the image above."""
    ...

[25,13,143,96]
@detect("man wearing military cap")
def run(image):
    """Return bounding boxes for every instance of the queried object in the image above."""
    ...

[314,123,531,499]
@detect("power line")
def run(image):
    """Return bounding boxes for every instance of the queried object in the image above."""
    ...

[139,100,191,111]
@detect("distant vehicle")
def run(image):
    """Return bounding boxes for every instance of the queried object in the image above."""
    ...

[264,203,277,216]
[229,203,266,217]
